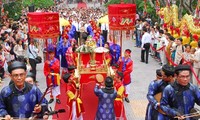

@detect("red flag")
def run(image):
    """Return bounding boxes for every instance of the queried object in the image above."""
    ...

[166,0,170,7]
[144,0,147,15]
[195,0,200,17]
[156,0,160,12]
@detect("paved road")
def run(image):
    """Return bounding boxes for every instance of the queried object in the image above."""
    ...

[122,39,160,120]
[0,39,161,119]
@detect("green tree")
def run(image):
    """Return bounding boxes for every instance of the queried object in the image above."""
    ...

[22,0,54,9]
[3,1,22,20]
[2,0,54,20]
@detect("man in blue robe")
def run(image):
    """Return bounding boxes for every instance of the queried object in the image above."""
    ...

[94,76,117,120]
[145,64,175,120]
[96,35,105,47]
[110,43,121,65]
[56,36,71,75]
[0,61,48,119]
[160,65,200,120]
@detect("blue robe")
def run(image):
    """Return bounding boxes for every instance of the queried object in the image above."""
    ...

[0,82,48,118]
[56,37,71,68]
[160,81,200,120]
[94,85,117,120]
[96,35,105,47]
[110,44,121,65]
[68,25,76,39]
[87,25,94,36]
[145,80,169,120]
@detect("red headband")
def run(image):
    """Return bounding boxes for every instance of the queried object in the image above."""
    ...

[125,50,131,55]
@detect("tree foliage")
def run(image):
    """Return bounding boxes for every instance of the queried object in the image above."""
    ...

[104,0,129,7]
[3,1,22,20]
[22,0,54,8]
[104,0,198,21]
[2,0,54,20]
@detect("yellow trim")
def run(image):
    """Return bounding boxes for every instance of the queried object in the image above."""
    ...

[77,98,83,113]
[50,73,60,85]
[117,86,125,97]
[67,91,75,101]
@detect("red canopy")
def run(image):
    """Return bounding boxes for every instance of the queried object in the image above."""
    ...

[108,4,136,30]
[27,12,60,38]
[77,2,87,9]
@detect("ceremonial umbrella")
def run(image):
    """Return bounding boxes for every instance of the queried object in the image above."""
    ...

[98,15,109,24]
[59,18,70,26]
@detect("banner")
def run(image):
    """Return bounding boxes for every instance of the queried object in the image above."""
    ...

[28,12,60,38]
[108,4,136,30]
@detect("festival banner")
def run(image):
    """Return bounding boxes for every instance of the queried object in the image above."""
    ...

[108,4,136,30]
[28,12,60,38]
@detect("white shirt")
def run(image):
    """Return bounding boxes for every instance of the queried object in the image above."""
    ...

[137,23,143,31]
[28,44,38,59]
[154,31,160,44]
[141,32,152,48]
[193,48,200,68]
[160,35,168,46]
[101,23,109,32]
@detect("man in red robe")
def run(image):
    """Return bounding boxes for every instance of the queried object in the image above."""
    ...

[114,71,127,120]
[62,73,84,120]
[118,49,133,103]
[44,46,61,104]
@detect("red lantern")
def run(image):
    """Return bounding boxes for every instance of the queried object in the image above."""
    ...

[28,12,60,38]
[108,4,136,30]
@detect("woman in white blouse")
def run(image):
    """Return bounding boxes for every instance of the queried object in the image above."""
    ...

[13,39,24,60]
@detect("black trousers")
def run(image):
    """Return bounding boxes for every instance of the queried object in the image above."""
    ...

[29,58,37,78]
[74,31,80,42]
[102,30,108,43]
[141,43,150,63]
[0,67,4,78]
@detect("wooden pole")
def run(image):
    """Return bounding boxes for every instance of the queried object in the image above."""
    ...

[120,30,122,55]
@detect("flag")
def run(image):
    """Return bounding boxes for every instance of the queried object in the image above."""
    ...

[144,0,147,15]
[156,0,160,12]
[166,0,170,7]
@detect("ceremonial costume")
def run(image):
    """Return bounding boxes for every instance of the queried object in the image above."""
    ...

[160,81,200,120]
[160,65,200,120]
[118,57,133,85]
[110,44,121,65]
[0,82,48,118]
[105,51,112,66]
[63,73,84,120]
[114,80,127,120]
[146,64,175,120]
[0,61,48,119]
[96,35,105,47]
[118,49,133,102]
[68,25,76,40]
[44,49,61,103]
[87,25,94,36]
[65,39,77,66]
[145,80,169,120]
[56,37,71,68]
[94,77,117,120]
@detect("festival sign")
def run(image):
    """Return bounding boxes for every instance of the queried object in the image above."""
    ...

[108,4,136,30]
[28,12,60,38]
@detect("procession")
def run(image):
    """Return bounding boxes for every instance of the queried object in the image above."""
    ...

[0,0,200,120]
